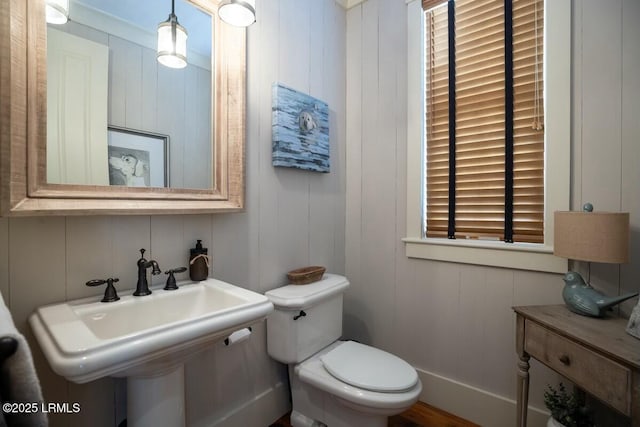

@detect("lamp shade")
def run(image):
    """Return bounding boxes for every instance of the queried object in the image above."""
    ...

[157,15,188,69]
[218,0,256,27]
[554,210,629,263]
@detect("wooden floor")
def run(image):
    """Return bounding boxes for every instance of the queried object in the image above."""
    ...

[269,401,479,427]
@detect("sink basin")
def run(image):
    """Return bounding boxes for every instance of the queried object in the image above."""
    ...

[29,278,273,384]
[76,284,249,340]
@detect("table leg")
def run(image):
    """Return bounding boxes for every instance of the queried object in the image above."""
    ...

[517,353,530,427]
[632,371,639,427]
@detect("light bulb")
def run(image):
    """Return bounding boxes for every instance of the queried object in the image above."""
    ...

[157,15,188,69]
[45,0,69,25]
[218,0,256,27]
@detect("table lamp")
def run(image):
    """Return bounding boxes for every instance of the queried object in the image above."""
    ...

[554,203,637,318]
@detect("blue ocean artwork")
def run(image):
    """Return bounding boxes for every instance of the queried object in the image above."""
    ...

[272,83,330,173]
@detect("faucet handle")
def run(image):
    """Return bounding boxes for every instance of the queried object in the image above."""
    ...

[164,267,187,291]
[86,279,107,287]
[86,278,120,303]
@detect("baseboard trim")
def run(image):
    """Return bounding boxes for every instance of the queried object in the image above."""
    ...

[201,381,290,427]
[193,368,548,427]
[415,368,549,427]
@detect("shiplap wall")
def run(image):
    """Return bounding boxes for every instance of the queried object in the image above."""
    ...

[55,21,212,189]
[345,0,639,426]
[0,1,346,426]
[109,34,212,190]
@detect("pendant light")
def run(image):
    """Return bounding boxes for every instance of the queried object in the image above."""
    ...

[218,0,256,27]
[45,0,69,25]
[157,0,188,69]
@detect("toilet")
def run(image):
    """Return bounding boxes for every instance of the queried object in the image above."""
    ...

[265,274,422,427]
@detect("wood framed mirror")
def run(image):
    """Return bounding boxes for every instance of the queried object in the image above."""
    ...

[0,0,245,215]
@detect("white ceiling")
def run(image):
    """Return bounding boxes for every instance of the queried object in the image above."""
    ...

[72,0,212,57]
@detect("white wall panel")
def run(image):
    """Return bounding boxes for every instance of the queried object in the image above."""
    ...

[66,216,115,300]
[109,36,128,127]
[360,0,391,349]
[256,0,285,293]
[0,218,8,302]
[141,48,158,132]
[309,1,343,273]
[580,0,622,211]
[8,218,69,427]
[392,0,412,360]
[392,257,417,362]
[620,0,640,316]
[122,40,143,130]
[150,215,185,281]
[331,0,348,277]
[479,268,516,396]
[344,0,640,424]
[274,0,312,280]
[344,5,363,341]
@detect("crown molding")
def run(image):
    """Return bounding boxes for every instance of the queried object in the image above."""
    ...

[335,0,367,10]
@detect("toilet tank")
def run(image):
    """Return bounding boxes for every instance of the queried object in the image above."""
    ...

[265,274,350,364]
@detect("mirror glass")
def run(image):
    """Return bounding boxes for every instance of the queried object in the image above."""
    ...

[46,0,213,190]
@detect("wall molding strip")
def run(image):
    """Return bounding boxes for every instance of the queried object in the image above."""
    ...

[335,0,368,10]
[415,368,548,427]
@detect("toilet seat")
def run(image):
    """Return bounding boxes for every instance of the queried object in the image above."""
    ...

[320,341,418,392]
[295,341,422,411]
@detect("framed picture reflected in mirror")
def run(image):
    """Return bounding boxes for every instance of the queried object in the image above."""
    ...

[107,126,169,187]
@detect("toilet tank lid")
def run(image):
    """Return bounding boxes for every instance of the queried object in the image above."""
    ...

[265,274,349,309]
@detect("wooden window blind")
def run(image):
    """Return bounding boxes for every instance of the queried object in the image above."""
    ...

[424,2,450,238]
[513,0,544,243]
[423,0,544,243]
[422,0,447,10]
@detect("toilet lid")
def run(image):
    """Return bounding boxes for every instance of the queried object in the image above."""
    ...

[320,341,418,392]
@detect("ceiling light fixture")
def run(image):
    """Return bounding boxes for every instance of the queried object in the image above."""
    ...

[157,0,188,69]
[45,0,69,25]
[218,0,256,27]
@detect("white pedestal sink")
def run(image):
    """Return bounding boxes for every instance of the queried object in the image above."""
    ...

[29,278,273,427]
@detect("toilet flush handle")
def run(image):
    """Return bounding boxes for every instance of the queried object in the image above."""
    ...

[293,310,307,321]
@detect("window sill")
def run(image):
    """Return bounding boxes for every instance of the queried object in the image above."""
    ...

[402,237,567,273]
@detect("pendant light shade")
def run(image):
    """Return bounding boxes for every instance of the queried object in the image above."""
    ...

[157,0,188,69]
[218,0,256,27]
[45,0,69,25]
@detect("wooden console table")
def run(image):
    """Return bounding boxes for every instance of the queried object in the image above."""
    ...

[514,305,640,427]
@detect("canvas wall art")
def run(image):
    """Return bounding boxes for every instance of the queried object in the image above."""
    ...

[272,83,330,172]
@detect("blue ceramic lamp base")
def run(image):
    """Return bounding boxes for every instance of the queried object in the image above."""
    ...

[562,271,639,318]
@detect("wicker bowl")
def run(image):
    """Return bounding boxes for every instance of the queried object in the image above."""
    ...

[287,266,326,285]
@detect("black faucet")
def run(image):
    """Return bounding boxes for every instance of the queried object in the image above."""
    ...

[134,248,161,296]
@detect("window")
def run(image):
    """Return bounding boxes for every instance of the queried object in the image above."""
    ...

[404,0,571,273]
[424,0,544,243]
